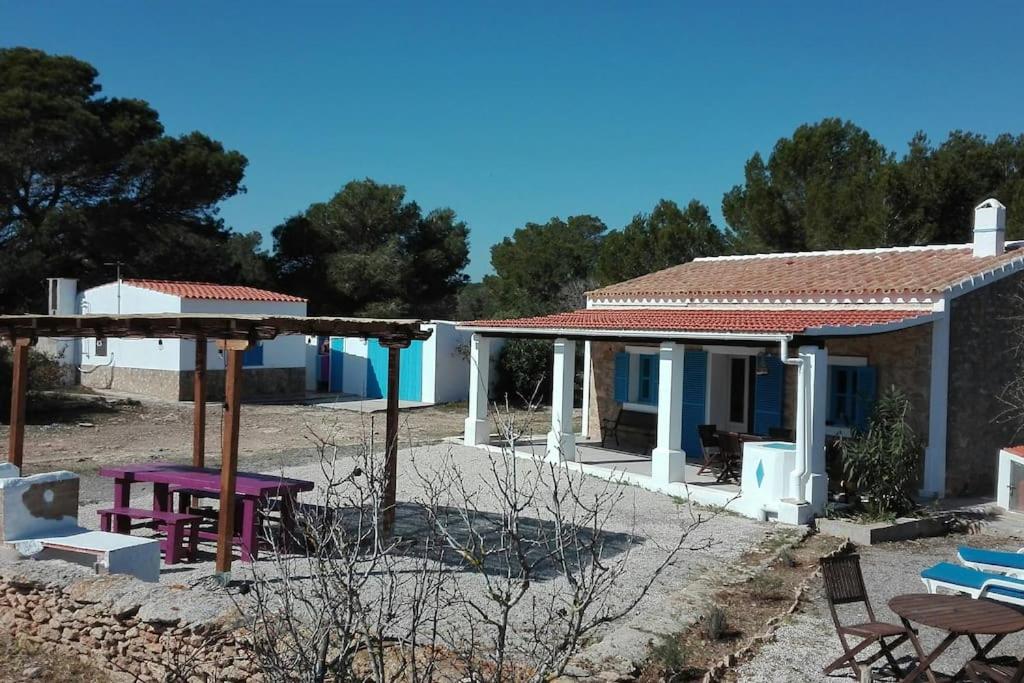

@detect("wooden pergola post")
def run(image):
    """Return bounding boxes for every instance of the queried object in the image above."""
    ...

[215,339,247,577]
[381,339,408,534]
[7,337,33,469]
[192,338,207,468]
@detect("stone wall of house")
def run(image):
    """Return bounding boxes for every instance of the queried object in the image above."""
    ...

[587,341,628,441]
[0,557,259,682]
[80,366,305,401]
[946,272,1024,496]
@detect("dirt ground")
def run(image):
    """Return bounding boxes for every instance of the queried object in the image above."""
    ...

[0,390,559,503]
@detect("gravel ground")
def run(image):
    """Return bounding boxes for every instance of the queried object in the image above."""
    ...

[76,441,771,667]
[735,533,1024,682]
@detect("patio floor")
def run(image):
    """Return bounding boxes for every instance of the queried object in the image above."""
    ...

[474,436,745,510]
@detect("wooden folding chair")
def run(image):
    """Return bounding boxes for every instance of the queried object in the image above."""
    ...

[696,424,720,475]
[820,554,921,679]
[716,431,743,483]
[966,657,1024,682]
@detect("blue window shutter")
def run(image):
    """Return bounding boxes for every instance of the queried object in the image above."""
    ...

[853,366,877,431]
[242,342,263,367]
[613,352,629,402]
[681,351,708,456]
[753,354,785,436]
[649,356,660,405]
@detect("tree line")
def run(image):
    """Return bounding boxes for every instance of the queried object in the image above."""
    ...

[4,48,1024,320]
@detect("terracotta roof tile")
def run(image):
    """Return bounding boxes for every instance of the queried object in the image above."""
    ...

[124,279,306,303]
[468,308,931,335]
[589,244,1024,301]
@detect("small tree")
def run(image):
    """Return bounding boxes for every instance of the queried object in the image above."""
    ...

[841,386,922,517]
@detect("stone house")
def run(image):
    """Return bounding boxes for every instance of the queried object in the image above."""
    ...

[459,199,1024,520]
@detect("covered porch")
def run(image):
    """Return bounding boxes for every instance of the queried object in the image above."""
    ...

[457,309,857,524]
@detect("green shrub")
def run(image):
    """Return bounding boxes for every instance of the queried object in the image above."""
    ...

[494,339,553,404]
[0,347,65,420]
[841,386,922,517]
[649,632,689,678]
[747,573,786,601]
[703,605,728,640]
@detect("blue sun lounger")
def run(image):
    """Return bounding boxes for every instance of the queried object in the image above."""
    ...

[921,562,1024,606]
[957,546,1024,578]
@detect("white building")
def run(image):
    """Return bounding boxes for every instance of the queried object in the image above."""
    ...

[311,321,476,404]
[65,278,308,400]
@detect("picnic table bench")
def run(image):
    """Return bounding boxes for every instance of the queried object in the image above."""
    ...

[98,507,201,564]
[601,408,657,452]
[99,463,315,563]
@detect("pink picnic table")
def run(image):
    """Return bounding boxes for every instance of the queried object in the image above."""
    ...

[98,463,314,562]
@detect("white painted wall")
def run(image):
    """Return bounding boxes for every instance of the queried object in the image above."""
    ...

[180,299,307,370]
[341,337,370,396]
[423,321,471,403]
[79,282,184,370]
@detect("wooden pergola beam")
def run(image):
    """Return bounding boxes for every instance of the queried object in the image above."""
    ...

[7,337,34,469]
[380,338,410,534]
[192,339,207,469]
[215,338,247,576]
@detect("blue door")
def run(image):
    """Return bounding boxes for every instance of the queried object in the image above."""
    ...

[398,340,424,401]
[367,340,424,401]
[329,338,345,392]
[681,350,708,458]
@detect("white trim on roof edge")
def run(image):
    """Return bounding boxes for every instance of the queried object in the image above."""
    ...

[690,240,1024,262]
[945,254,1024,300]
[456,325,792,343]
[800,311,939,337]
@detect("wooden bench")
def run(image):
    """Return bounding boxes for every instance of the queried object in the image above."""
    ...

[601,408,657,452]
[98,507,202,565]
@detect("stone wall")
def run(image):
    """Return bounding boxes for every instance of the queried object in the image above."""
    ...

[80,366,305,401]
[947,272,1024,496]
[0,557,259,682]
[587,341,628,440]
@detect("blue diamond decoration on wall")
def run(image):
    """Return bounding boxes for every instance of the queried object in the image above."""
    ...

[755,460,765,487]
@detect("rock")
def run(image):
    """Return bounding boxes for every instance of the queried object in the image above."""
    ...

[21,666,42,679]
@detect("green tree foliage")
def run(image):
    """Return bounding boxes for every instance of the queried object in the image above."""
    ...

[723,118,1024,253]
[483,215,606,317]
[271,179,469,317]
[0,47,256,312]
[722,118,892,252]
[595,199,727,285]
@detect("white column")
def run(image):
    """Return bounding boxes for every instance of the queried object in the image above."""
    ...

[803,345,828,511]
[788,345,828,510]
[463,334,492,445]
[581,341,592,440]
[922,306,949,498]
[651,342,685,485]
[546,338,577,462]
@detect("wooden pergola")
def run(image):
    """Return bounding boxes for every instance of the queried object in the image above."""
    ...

[0,313,432,577]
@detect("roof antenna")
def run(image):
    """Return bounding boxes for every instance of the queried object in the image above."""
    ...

[104,261,125,314]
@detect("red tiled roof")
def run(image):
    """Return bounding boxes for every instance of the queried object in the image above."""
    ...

[1006,445,1024,458]
[589,244,1024,301]
[468,308,932,335]
[124,279,306,303]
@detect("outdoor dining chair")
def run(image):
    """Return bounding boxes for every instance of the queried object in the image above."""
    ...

[696,424,720,475]
[715,431,743,483]
[966,655,1024,682]
[821,554,917,679]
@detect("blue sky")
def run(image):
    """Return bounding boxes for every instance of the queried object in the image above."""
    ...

[4,2,1023,280]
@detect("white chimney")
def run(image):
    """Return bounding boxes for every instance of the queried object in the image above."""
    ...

[973,198,1006,257]
[46,278,78,315]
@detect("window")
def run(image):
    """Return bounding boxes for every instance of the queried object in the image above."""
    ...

[827,365,877,431]
[729,357,746,423]
[637,354,658,405]
[613,349,659,408]
[243,342,264,367]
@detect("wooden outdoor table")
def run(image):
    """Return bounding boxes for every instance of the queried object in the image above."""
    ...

[889,593,1024,682]
[98,463,314,563]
